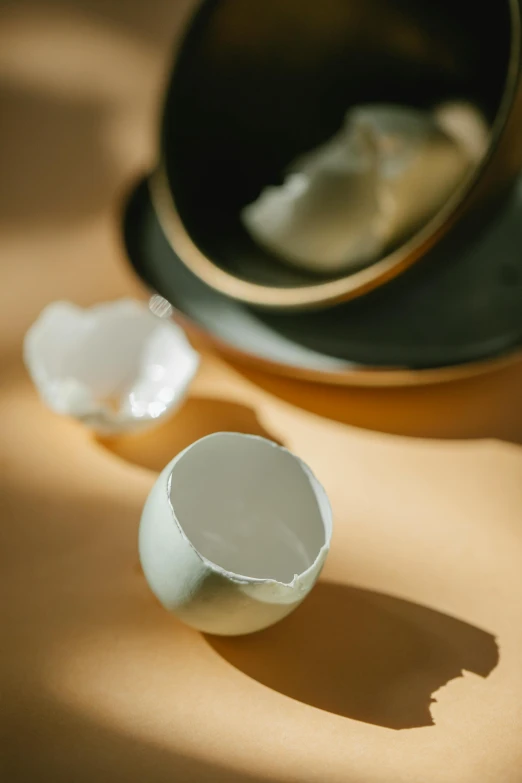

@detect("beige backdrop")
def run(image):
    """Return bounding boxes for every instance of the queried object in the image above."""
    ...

[2,2,522,781]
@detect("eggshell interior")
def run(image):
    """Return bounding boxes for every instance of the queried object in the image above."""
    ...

[169,434,326,583]
[52,306,176,402]
[24,300,199,432]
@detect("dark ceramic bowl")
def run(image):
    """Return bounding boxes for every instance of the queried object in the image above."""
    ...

[124,176,522,379]
[150,0,522,310]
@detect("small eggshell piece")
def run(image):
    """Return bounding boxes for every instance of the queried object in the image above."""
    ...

[23,298,199,434]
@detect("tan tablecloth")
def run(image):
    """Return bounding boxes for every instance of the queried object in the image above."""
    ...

[2,3,522,781]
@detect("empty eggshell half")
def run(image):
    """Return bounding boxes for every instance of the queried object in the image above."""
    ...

[23,298,199,435]
[139,433,333,635]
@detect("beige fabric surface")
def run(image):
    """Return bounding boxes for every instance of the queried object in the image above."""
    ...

[2,3,522,782]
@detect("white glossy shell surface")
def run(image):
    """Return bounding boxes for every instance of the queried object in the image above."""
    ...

[24,298,199,434]
[139,433,333,636]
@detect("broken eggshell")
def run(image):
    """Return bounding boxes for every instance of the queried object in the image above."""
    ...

[139,432,333,635]
[23,298,199,435]
[242,103,488,275]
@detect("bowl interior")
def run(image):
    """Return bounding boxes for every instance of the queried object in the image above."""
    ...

[163,0,512,292]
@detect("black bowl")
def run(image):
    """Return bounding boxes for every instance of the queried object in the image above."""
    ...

[152,0,522,309]
[124,176,522,371]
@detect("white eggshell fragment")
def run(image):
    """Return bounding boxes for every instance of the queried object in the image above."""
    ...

[242,103,488,275]
[23,298,199,434]
[139,433,333,636]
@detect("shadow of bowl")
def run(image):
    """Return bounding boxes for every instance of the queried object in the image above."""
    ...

[207,581,499,730]
[233,361,522,444]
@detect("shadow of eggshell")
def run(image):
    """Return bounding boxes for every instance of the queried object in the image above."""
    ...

[101,395,283,472]
[207,581,499,729]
